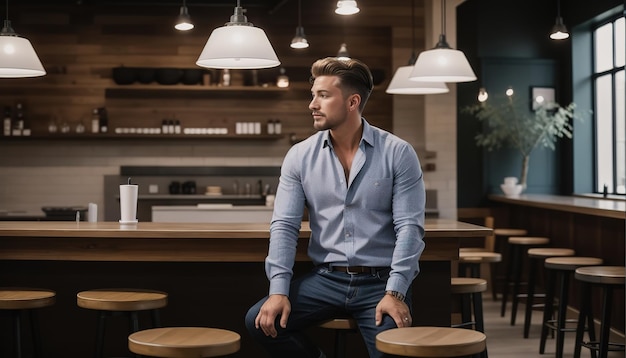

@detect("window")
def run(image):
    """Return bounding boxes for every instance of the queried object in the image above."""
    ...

[593,16,625,194]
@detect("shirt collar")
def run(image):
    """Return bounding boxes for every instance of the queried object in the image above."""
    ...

[322,118,374,149]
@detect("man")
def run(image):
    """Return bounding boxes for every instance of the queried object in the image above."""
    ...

[245,57,426,358]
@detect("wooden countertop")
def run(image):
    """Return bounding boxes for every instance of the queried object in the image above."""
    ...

[0,219,491,262]
[489,194,626,219]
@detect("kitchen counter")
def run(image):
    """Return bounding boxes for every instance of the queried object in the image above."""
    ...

[0,220,491,357]
[151,205,274,223]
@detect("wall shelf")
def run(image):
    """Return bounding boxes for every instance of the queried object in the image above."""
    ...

[105,85,290,99]
[0,134,285,140]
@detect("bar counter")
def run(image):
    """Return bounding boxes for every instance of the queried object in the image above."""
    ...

[489,194,625,335]
[0,220,490,357]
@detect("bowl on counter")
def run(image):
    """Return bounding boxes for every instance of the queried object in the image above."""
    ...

[155,68,183,85]
[500,184,523,196]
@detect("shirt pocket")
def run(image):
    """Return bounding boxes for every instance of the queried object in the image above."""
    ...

[362,178,393,211]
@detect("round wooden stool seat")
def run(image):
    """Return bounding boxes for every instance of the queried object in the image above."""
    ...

[451,277,487,294]
[544,257,603,271]
[319,317,357,330]
[376,326,486,357]
[0,287,56,309]
[527,248,575,259]
[459,251,502,263]
[508,236,550,246]
[494,228,528,237]
[77,288,168,311]
[128,327,240,358]
[575,266,625,285]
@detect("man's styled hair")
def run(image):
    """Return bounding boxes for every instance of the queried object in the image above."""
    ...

[310,57,374,113]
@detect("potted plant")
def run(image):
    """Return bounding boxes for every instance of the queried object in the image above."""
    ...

[463,93,585,190]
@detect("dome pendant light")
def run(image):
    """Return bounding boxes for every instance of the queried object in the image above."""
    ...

[409,0,476,83]
[335,1,360,16]
[290,0,309,49]
[196,0,280,70]
[174,0,194,31]
[337,43,350,60]
[386,0,448,95]
[0,0,46,78]
[549,0,569,40]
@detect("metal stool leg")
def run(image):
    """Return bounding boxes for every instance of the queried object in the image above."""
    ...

[12,310,22,358]
[555,271,571,358]
[524,256,537,338]
[510,245,523,326]
[28,309,43,358]
[539,268,556,354]
[501,244,517,317]
[95,311,107,358]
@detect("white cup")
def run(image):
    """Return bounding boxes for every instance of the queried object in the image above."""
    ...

[503,177,518,186]
[88,203,98,222]
[119,184,138,223]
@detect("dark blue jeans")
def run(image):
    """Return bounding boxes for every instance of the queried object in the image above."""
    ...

[245,266,412,358]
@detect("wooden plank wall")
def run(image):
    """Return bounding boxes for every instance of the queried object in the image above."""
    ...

[0,1,425,142]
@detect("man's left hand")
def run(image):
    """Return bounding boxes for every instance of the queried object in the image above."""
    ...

[375,294,412,327]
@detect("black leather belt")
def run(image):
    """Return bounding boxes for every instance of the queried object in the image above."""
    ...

[326,265,389,275]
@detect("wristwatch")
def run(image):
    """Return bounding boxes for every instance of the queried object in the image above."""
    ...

[385,290,405,302]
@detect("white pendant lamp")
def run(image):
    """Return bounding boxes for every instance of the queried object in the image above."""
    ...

[335,1,360,16]
[409,0,476,83]
[337,43,350,60]
[549,0,569,40]
[290,0,309,49]
[0,1,46,78]
[196,0,280,70]
[174,0,194,31]
[386,0,448,95]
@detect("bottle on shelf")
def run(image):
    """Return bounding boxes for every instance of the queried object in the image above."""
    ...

[98,107,108,133]
[91,108,100,133]
[3,106,11,136]
[222,69,231,87]
[14,102,25,136]
[267,119,275,135]
[174,119,181,134]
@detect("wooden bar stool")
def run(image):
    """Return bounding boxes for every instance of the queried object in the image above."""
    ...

[458,252,502,297]
[523,248,575,338]
[539,257,603,358]
[450,277,488,358]
[376,326,486,357]
[318,317,357,358]
[128,327,240,357]
[492,228,528,302]
[501,236,549,324]
[0,287,55,358]
[574,266,625,358]
[77,288,168,358]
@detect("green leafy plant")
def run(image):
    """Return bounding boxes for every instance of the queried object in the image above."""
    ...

[463,96,585,188]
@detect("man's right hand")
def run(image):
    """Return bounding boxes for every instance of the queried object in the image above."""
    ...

[254,294,291,338]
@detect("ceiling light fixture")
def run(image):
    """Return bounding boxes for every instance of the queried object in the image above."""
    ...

[0,0,46,78]
[290,0,309,49]
[336,43,350,60]
[386,0,449,95]
[477,87,488,102]
[549,0,569,40]
[174,0,194,31]
[409,0,476,83]
[196,0,280,70]
[335,1,360,16]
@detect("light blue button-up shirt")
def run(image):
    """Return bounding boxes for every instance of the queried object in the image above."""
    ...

[266,119,426,297]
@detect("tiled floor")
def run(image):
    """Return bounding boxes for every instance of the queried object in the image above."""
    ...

[482,296,625,358]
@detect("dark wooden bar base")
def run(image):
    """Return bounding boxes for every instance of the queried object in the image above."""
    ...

[0,260,449,358]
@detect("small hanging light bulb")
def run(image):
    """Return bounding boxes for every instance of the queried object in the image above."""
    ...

[477,87,489,102]
[505,87,514,97]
